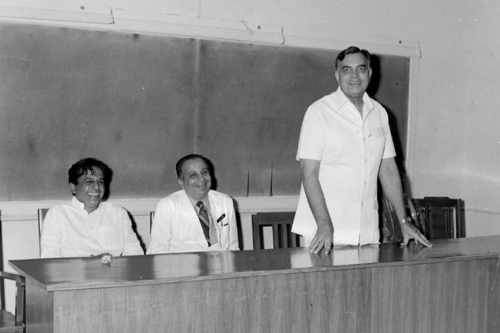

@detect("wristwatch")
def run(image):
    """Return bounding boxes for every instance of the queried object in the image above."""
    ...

[400,216,412,224]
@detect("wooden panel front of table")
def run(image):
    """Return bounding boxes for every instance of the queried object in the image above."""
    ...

[10,236,500,333]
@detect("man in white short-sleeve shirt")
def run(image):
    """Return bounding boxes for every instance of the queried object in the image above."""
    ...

[41,158,144,258]
[292,46,431,254]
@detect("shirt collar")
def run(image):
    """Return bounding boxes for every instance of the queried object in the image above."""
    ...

[185,191,211,211]
[335,87,375,115]
[71,196,101,214]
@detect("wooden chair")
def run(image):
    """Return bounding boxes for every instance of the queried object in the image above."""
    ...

[252,212,300,250]
[1,211,26,332]
[37,209,49,257]
[412,197,465,240]
[0,272,25,333]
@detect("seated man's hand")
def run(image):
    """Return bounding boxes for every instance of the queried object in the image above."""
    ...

[400,222,432,247]
[310,224,334,255]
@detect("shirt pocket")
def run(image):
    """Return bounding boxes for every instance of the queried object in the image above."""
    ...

[218,223,229,248]
[369,127,385,138]
[367,127,386,154]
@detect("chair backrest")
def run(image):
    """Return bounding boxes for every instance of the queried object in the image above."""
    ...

[412,197,465,240]
[252,212,300,250]
[37,208,49,256]
[0,272,25,332]
[149,211,155,232]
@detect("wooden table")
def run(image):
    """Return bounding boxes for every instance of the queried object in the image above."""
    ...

[10,236,500,333]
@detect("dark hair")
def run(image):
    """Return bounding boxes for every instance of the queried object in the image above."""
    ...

[176,154,211,179]
[68,158,109,185]
[335,46,371,69]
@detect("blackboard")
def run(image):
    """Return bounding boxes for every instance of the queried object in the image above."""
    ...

[0,22,409,201]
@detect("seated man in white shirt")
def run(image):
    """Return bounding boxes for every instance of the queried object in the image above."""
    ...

[41,157,144,258]
[147,154,239,254]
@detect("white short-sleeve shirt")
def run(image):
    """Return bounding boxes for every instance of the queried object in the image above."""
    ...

[41,197,144,258]
[292,87,396,245]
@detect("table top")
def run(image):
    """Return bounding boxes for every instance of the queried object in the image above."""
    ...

[10,236,500,292]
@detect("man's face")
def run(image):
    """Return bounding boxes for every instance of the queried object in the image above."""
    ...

[335,52,372,101]
[69,167,105,213]
[178,158,212,201]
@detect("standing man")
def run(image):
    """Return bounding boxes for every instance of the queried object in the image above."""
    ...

[292,46,431,254]
[41,158,144,258]
[147,154,239,254]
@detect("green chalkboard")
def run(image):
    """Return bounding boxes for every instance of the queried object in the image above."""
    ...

[0,22,409,201]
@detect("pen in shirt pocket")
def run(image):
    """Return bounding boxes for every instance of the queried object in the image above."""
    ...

[217,214,227,226]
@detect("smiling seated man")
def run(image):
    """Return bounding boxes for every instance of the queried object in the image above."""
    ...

[40,158,144,258]
[147,154,239,254]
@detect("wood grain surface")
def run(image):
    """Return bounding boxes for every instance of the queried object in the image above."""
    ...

[11,236,500,332]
